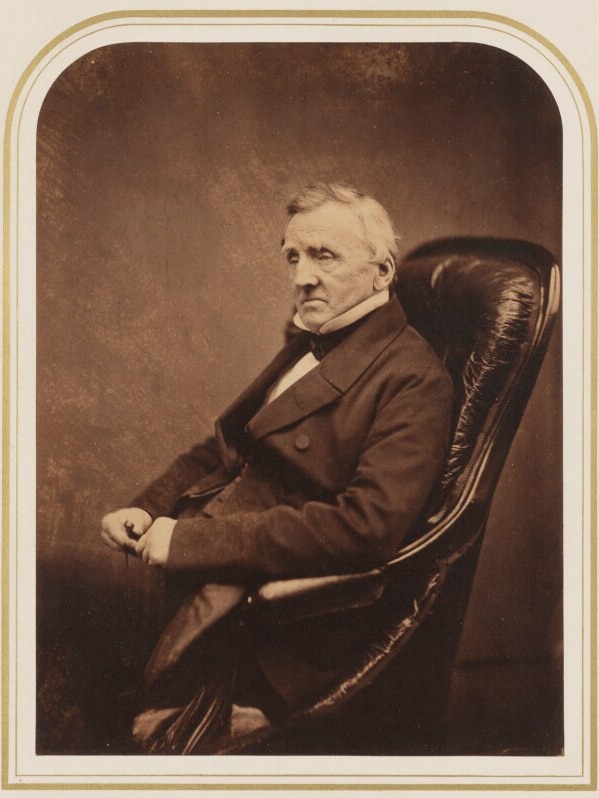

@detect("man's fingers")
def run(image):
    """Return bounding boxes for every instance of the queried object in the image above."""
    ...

[101,513,135,551]
[134,533,161,565]
[123,538,139,555]
[100,530,123,551]
[101,511,122,532]
[124,521,142,542]
[100,508,153,557]
[139,540,151,564]
[134,535,147,558]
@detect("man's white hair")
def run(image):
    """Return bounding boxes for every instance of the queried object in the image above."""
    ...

[286,182,400,271]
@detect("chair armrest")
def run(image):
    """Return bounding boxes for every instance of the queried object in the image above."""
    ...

[246,568,388,624]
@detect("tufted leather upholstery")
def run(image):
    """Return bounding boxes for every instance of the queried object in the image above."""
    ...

[399,238,557,513]
[223,237,560,754]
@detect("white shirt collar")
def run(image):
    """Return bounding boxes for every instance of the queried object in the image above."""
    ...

[293,289,390,335]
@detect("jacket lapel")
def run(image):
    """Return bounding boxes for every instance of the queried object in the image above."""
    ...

[246,296,408,442]
[246,367,342,441]
[215,333,309,467]
[319,294,407,392]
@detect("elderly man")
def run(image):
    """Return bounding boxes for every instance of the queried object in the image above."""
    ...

[101,183,454,752]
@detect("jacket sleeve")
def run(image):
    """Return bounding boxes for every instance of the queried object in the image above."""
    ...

[130,436,222,520]
[166,368,454,580]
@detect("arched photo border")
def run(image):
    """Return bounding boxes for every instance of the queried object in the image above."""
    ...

[2,9,596,791]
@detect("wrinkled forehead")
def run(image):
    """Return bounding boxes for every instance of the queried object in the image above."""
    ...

[282,202,368,250]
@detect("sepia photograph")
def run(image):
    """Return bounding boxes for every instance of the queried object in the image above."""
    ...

[34,38,564,760]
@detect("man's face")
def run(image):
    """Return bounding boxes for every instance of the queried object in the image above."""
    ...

[282,202,381,332]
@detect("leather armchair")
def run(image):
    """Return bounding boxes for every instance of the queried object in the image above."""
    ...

[222,236,560,754]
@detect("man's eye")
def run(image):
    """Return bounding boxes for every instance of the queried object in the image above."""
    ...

[286,252,299,265]
[316,249,335,261]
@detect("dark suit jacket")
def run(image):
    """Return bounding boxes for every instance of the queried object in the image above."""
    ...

[133,295,454,707]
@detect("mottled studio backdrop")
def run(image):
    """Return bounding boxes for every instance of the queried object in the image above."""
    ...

[37,43,562,753]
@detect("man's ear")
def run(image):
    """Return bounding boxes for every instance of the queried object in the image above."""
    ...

[373,257,395,291]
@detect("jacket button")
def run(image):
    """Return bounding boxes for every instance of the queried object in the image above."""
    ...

[294,434,310,451]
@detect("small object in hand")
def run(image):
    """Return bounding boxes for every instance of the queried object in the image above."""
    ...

[124,520,142,542]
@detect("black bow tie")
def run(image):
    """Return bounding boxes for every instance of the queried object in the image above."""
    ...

[307,316,369,361]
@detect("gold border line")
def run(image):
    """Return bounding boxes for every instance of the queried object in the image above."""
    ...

[2,9,596,796]
[3,6,596,792]
[2,788,594,792]
[2,47,12,797]
[7,21,591,784]
[589,41,598,798]
[2,8,597,792]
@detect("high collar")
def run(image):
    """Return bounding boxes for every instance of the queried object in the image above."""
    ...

[293,289,391,336]
[315,293,407,393]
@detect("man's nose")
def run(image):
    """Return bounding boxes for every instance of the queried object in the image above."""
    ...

[293,256,320,288]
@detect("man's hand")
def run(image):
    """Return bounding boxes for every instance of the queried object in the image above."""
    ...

[135,517,176,566]
[100,507,152,553]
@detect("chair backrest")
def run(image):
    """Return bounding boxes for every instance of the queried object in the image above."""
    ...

[393,236,560,564]
[295,237,561,750]
[231,237,560,754]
